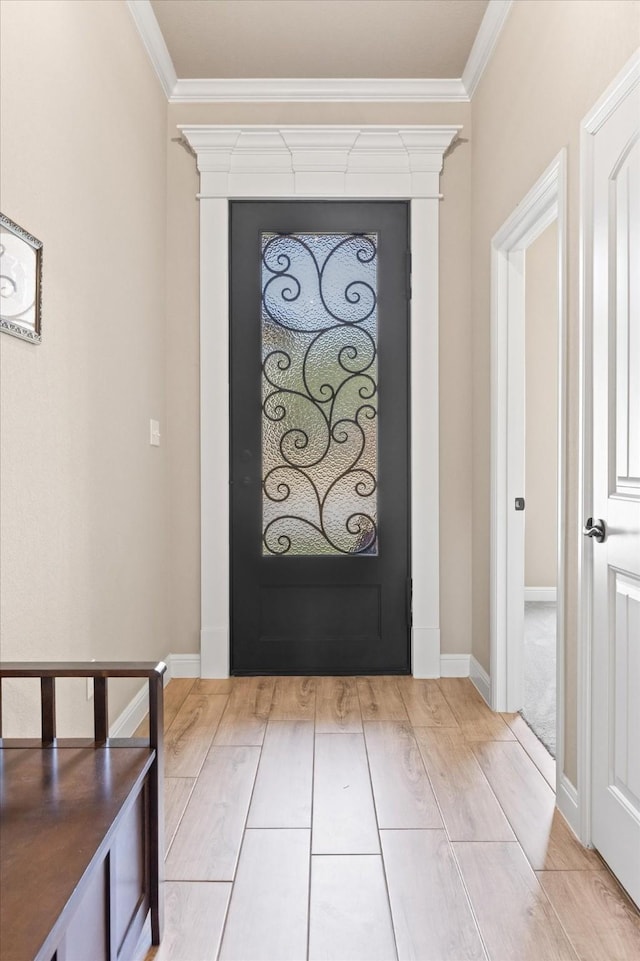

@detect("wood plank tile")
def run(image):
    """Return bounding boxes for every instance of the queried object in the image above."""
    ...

[315,676,362,733]
[538,870,640,961]
[357,676,408,721]
[247,721,314,827]
[163,678,197,730]
[312,733,379,854]
[472,740,601,870]
[397,677,459,728]
[503,712,556,788]
[270,676,317,720]
[164,778,196,855]
[134,718,149,738]
[437,678,515,741]
[219,829,310,961]
[165,747,260,881]
[165,694,228,778]
[381,830,486,960]
[146,881,231,961]
[414,727,515,841]
[454,842,577,961]
[363,721,442,828]
[213,676,275,746]
[135,678,196,737]
[191,678,233,695]
[308,855,397,961]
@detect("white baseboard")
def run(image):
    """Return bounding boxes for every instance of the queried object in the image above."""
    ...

[170,652,201,678]
[109,652,200,737]
[133,916,151,961]
[109,682,150,738]
[557,773,580,836]
[440,654,471,677]
[524,587,557,603]
[470,656,491,705]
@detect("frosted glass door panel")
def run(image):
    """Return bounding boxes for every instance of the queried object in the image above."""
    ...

[261,232,378,556]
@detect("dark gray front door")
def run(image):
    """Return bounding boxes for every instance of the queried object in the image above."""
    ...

[230,200,410,674]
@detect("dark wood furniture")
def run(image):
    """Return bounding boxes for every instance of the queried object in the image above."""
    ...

[0,663,166,961]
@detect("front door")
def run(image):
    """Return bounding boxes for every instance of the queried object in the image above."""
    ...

[588,66,640,905]
[230,201,410,674]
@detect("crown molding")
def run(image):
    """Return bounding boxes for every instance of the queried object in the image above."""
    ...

[128,0,511,104]
[178,124,461,198]
[170,77,468,103]
[462,0,513,98]
[126,0,177,98]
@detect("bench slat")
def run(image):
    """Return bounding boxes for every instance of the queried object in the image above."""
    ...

[40,677,55,744]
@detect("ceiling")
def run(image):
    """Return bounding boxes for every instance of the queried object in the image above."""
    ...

[150,0,489,79]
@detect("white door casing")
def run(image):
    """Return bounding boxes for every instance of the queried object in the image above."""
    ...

[179,125,461,679]
[489,152,568,800]
[580,53,640,903]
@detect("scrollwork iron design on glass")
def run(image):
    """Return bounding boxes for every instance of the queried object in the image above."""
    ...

[261,232,378,556]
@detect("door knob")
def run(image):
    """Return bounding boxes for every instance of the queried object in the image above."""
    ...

[583,517,606,543]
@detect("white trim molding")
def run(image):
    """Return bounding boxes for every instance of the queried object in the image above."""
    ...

[524,587,557,603]
[109,652,201,737]
[170,653,202,678]
[470,657,491,706]
[440,654,471,678]
[462,0,513,98]
[557,774,581,838]
[490,151,567,706]
[178,123,460,678]
[126,0,176,98]
[128,0,511,103]
[178,125,461,199]
[171,77,468,104]
[489,151,568,809]
[577,51,640,849]
[109,682,150,738]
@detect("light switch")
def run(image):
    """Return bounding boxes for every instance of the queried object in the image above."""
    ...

[150,419,161,447]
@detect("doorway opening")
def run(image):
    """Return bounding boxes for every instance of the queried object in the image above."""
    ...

[490,151,567,798]
[522,220,558,757]
[180,124,459,679]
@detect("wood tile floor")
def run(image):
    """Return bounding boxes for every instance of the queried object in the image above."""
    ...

[145,676,640,961]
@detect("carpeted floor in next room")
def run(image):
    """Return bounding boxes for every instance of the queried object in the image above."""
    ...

[521,601,556,757]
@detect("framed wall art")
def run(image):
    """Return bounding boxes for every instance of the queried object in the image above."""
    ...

[0,213,43,344]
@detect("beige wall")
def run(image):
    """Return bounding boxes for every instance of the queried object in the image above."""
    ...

[471,0,640,782]
[0,0,168,734]
[165,100,474,658]
[4,0,635,776]
[525,220,558,589]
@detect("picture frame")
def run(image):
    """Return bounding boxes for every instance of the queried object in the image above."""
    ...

[0,212,43,344]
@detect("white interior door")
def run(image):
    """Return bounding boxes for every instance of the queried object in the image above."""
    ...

[588,64,640,906]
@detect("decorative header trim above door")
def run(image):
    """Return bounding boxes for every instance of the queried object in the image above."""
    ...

[179,124,461,199]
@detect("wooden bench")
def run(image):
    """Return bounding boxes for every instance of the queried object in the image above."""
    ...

[0,662,166,961]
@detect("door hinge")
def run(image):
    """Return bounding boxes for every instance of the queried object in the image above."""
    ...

[406,577,413,627]
[406,251,412,301]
